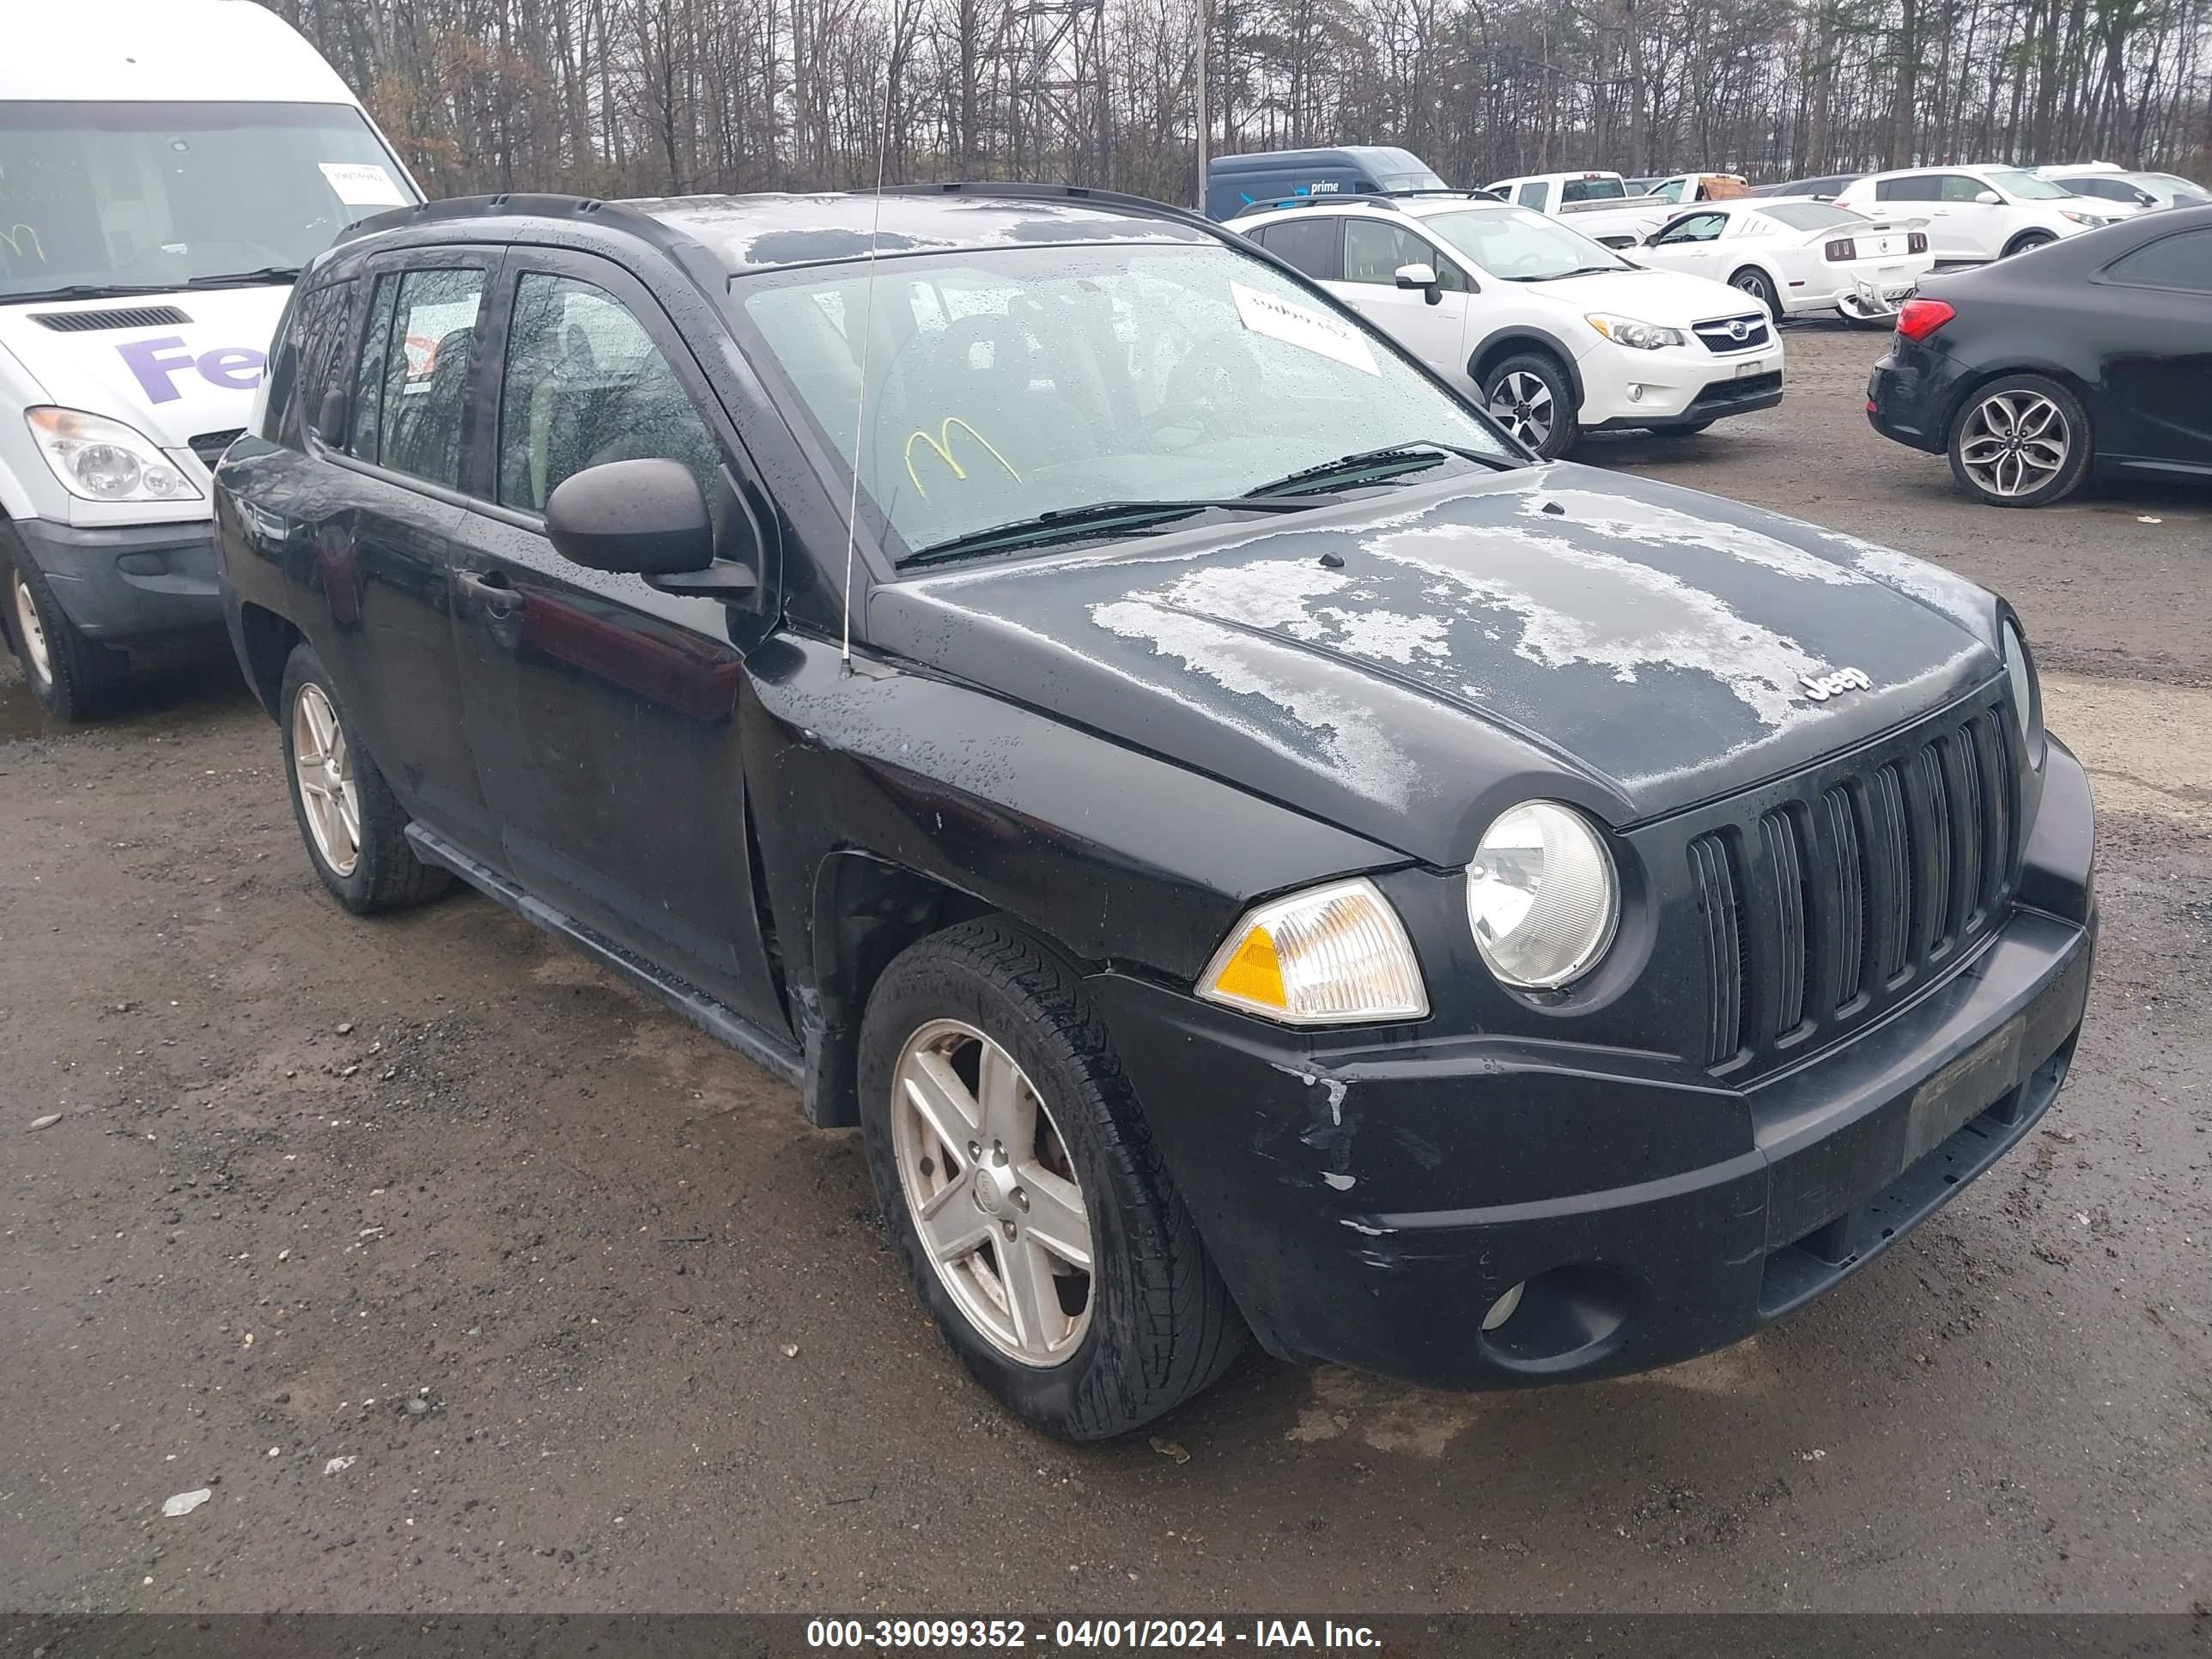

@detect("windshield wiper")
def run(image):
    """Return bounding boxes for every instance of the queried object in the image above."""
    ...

[184,266,303,289]
[1245,441,1517,498]
[1509,264,1626,283]
[902,495,1343,568]
[3,282,179,305]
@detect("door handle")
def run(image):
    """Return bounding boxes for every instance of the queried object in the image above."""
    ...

[455,568,521,617]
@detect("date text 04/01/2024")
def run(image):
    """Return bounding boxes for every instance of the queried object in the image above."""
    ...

[804,1618,1382,1650]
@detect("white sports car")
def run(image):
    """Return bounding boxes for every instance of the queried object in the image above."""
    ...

[1632,197,1936,324]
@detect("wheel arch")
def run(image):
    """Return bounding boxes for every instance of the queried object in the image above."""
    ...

[1936,360,2100,454]
[801,850,1002,1128]
[234,601,304,720]
[1468,328,1587,410]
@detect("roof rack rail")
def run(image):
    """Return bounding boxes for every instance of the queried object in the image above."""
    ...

[1231,187,1498,218]
[882,179,1217,234]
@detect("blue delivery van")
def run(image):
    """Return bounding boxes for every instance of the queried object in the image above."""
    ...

[1204,146,1449,221]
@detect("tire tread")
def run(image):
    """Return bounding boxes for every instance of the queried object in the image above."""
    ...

[862,919,1244,1439]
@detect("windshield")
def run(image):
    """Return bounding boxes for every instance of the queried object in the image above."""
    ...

[1760,202,1866,231]
[2140,173,2209,200]
[1420,208,1628,279]
[734,242,1515,562]
[0,101,417,301]
[1987,169,2072,202]
[1561,177,1627,203]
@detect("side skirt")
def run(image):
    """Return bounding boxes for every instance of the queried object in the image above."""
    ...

[404,823,807,1090]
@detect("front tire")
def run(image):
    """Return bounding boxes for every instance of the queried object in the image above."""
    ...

[4,538,131,721]
[278,643,451,914]
[1946,374,2092,507]
[2003,230,2057,258]
[1481,351,1580,459]
[859,920,1244,1440]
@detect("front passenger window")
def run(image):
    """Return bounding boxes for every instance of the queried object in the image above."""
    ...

[496,272,721,514]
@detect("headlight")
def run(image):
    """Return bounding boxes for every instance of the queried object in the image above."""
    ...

[27,407,201,503]
[1584,313,1686,350]
[1199,878,1428,1025]
[2058,210,2106,227]
[1467,801,1619,989]
[2001,619,2045,769]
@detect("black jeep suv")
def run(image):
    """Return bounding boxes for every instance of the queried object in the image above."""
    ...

[213,185,2095,1439]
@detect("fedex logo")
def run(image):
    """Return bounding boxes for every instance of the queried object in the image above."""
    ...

[117,337,268,404]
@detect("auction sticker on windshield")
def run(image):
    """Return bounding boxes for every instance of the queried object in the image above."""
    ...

[319,161,410,208]
[1231,281,1378,375]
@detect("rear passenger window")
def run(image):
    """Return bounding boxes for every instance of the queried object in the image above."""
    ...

[379,270,486,489]
[1877,176,1942,202]
[346,268,486,489]
[2103,229,2212,293]
[1259,217,1340,281]
[347,276,397,464]
[496,272,720,514]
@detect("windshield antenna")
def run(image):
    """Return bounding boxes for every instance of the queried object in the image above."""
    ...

[838,87,895,672]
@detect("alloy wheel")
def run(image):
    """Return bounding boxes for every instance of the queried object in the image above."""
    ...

[890,1018,1094,1366]
[1958,390,2071,498]
[12,577,52,689]
[291,682,361,877]
[1487,371,1555,451]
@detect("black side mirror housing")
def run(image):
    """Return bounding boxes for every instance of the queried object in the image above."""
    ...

[545,458,756,603]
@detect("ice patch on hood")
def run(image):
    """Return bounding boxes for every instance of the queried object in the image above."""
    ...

[1812,528,1993,631]
[1093,576,1421,809]
[1523,489,1867,586]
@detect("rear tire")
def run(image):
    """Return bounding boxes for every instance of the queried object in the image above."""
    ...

[278,643,452,914]
[1728,266,1783,321]
[859,920,1244,1440]
[1480,351,1580,459]
[3,534,132,722]
[1946,374,2092,507]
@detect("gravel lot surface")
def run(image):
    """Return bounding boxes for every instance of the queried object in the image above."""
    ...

[3,325,2208,1616]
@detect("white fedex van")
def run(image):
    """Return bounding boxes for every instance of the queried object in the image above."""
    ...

[1,1,421,718]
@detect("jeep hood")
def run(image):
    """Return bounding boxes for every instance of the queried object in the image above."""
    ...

[867,465,2002,866]
[0,287,289,466]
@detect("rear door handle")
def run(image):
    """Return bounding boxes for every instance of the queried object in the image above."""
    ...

[455,568,521,617]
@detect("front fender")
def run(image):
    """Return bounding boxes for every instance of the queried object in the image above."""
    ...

[741,631,1407,1119]
[744,631,1403,981]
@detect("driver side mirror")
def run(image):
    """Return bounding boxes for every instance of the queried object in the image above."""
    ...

[545,458,757,601]
[1394,262,1443,305]
[1974,189,2002,205]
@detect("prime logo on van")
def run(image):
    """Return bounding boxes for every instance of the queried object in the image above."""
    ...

[117,336,269,404]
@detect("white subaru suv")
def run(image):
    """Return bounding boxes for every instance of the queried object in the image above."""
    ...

[1832,167,2128,263]
[1235,194,1782,457]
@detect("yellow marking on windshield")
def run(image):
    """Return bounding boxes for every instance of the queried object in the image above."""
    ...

[904,419,1023,498]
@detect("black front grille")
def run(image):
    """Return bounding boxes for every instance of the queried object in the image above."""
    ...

[1693,313,1772,353]
[1690,701,2021,1072]
[30,305,192,332]
[189,428,246,471]
[1688,370,1782,414]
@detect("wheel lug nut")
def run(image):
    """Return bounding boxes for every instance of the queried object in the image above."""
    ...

[1012,1188,1029,1211]
[967,1142,981,1162]
[1001,1221,1017,1242]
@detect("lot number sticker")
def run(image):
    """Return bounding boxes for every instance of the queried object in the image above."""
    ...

[319,162,410,208]
[1231,281,1378,376]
